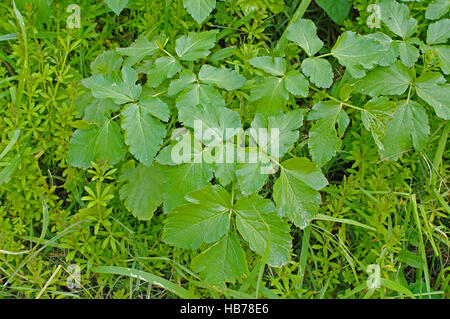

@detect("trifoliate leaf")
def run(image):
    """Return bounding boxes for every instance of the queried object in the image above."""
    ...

[163,185,231,249]
[121,103,166,166]
[183,0,216,24]
[415,72,450,120]
[250,76,288,114]
[175,30,218,61]
[234,195,292,267]
[426,19,450,45]
[380,100,430,160]
[68,121,125,168]
[355,61,414,97]
[198,65,246,91]
[315,0,353,25]
[308,101,349,167]
[273,157,328,229]
[105,0,128,15]
[146,56,181,88]
[284,70,309,97]
[119,163,163,220]
[301,57,333,88]
[191,233,248,286]
[331,31,386,78]
[249,56,286,76]
[286,18,323,56]
[425,0,450,20]
[361,97,396,150]
[379,0,418,39]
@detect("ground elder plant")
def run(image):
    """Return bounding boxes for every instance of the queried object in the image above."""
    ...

[64,0,450,288]
[0,0,449,299]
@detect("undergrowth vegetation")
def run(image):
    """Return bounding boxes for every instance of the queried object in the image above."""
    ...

[0,0,448,299]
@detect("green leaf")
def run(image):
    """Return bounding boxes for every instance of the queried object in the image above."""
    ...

[366,32,399,67]
[315,0,353,25]
[249,56,286,76]
[355,61,414,97]
[198,64,246,91]
[250,77,288,115]
[146,56,181,88]
[301,57,333,88]
[176,83,225,109]
[398,250,425,269]
[68,121,125,168]
[116,35,159,65]
[398,41,420,67]
[273,157,328,229]
[160,160,214,213]
[183,0,216,24]
[380,0,418,39]
[139,95,170,122]
[435,45,450,75]
[178,103,241,145]
[308,101,349,166]
[82,67,141,105]
[361,97,396,150]
[425,0,450,20]
[415,72,450,120]
[168,70,197,96]
[90,50,123,76]
[236,150,271,196]
[83,99,119,125]
[250,109,304,157]
[380,100,430,160]
[175,30,218,61]
[284,70,309,97]
[121,103,166,166]
[119,163,163,220]
[163,185,231,249]
[331,31,385,78]
[234,195,292,267]
[426,19,450,45]
[286,19,323,56]
[191,233,248,285]
[105,0,128,15]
